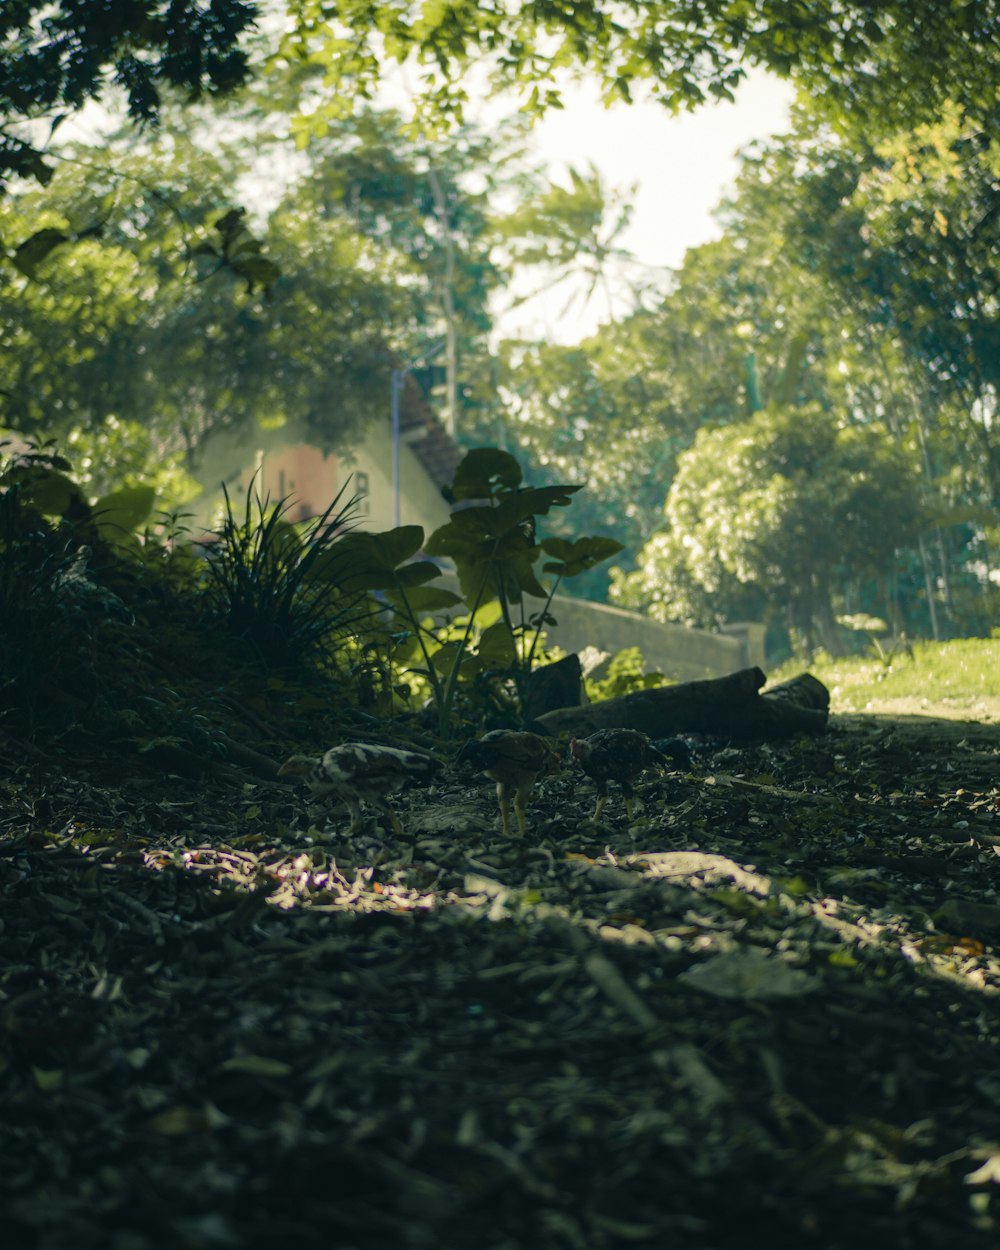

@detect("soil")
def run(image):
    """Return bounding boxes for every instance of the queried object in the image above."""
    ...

[1,706,999,1250]
[842,696,1000,724]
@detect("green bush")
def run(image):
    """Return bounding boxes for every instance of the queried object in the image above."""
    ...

[584,646,670,703]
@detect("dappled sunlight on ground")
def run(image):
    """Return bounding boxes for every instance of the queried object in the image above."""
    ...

[839,698,1000,724]
[3,708,1000,1247]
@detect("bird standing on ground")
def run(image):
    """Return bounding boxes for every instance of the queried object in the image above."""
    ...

[456,730,560,836]
[278,742,440,834]
[570,728,669,822]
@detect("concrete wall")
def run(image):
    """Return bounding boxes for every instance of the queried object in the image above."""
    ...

[719,621,768,669]
[541,594,746,681]
[435,575,747,680]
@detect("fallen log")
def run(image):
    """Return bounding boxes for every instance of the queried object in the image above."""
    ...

[521,653,584,722]
[533,666,829,739]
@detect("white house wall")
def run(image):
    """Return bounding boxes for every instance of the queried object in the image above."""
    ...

[190,421,452,542]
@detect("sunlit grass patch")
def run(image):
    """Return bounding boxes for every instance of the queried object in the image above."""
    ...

[770,635,1000,718]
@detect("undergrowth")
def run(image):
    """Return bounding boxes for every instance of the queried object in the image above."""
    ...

[0,445,374,756]
[0,442,625,757]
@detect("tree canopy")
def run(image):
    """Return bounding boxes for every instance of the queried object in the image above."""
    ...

[5,1,996,188]
[0,125,407,492]
[612,403,923,652]
[282,0,1000,130]
[0,1,257,187]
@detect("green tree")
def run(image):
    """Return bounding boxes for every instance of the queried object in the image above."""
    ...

[720,102,1000,621]
[1,0,257,187]
[613,403,924,655]
[290,107,524,439]
[283,0,999,131]
[507,89,997,627]
[494,224,830,590]
[0,129,405,489]
[496,162,649,326]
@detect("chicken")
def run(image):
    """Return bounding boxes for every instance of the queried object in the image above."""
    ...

[569,728,668,822]
[278,741,440,835]
[456,730,560,836]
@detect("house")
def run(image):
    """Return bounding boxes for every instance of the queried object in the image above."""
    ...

[191,376,461,538]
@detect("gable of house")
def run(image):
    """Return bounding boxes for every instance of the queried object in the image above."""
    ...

[191,376,461,539]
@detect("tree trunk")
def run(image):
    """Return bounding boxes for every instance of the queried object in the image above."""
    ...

[917,535,941,640]
[813,575,842,656]
[427,167,458,439]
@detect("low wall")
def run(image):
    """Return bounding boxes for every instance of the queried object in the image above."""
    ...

[437,577,751,680]
[543,594,746,681]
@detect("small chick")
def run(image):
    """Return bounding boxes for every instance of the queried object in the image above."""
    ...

[456,729,560,836]
[570,728,668,822]
[278,741,440,834]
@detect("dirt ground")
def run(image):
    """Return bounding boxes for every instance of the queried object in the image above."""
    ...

[843,696,1000,724]
[1,704,999,1250]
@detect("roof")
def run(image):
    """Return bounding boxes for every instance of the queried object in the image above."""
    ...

[399,375,463,491]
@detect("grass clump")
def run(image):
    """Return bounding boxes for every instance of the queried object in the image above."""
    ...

[203,478,367,673]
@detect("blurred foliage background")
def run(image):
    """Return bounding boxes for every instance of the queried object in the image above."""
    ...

[1,0,998,680]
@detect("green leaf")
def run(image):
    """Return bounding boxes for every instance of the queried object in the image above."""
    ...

[304,545,362,584]
[429,639,466,674]
[386,585,463,613]
[7,144,55,187]
[443,447,522,502]
[452,560,498,608]
[391,559,442,588]
[12,228,70,278]
[231,255,281,293]
[476,620,518,668]
[426,507,496,549]
[32,1067,64,1092]
[0,464,84,516]
[147,1105,217,1135]
[502,550,548,599]
[333,529,427,592]
[493,484,583,526]
[339,525,426,571]
[541,534,624,577]
[93,485,156,537]
[219,1055,293,1077]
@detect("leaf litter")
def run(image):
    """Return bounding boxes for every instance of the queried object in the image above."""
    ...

[1,712,999,1248]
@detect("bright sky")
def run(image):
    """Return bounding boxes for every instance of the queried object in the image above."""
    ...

[500,70,796,342]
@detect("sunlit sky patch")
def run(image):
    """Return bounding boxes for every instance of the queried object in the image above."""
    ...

[498,70,795,342]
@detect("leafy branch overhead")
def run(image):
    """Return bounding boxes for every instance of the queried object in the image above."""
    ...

[4,0,989,197]
[0,0,257,189]
[3,222,104,279]
[191,208,281,294]
[2,202,280,295]
[282,0,998,131]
